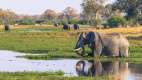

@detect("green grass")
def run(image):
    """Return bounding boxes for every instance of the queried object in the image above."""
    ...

[0,25,141,80]
[0,72,111,80]
[0,26,141,60]
[0,32,77,53]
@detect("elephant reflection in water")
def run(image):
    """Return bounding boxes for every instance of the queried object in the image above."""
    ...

[76,60,129,80]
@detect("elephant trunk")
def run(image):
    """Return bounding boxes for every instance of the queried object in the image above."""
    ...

[75,36,84,51]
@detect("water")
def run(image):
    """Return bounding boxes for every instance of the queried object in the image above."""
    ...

[19,29,54,32]
[0,50,79,76]
[0,50,142,80]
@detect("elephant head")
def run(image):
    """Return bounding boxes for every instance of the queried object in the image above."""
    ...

[74,31,103,56]
[75,32,95,50]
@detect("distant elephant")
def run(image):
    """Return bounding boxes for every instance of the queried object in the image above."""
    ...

[76,60,128,77]
[74,31,129,57]
[73,24,79,30]
[4,24,10,31]
[54,23,59,27]
[63,24,70,30]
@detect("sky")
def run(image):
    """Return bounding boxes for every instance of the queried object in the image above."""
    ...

[0,0,115,15]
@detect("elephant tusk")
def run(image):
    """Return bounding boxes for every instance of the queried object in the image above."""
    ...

[74,48,81,51]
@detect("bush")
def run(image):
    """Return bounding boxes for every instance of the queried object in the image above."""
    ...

[0,19,15,25]
[107,16,126,28]
[136,15,142,25]
[0,19,3,25]
[17,19,35,25]
[78,20,88,25]
[69,18,79,24]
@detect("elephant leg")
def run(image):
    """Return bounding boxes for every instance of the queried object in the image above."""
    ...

[82,46,86,56]
[97,44,103,56]
[92,48,102,57]
[120,47,129,57]
[92,49,97,57]
[93,42,103,57]
[111,46,119,57]
[125,47,129,57]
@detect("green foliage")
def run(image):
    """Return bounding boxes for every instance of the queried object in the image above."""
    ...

[0,19,3,25]
[95,19,102,26]
[7,19,16,25]
[17,19,35,25]
[136,15,142,25]
[0,19,15,25]
[112,0,142,21]
[0,26,141,60]
[60,18,68,24]
[107,16,126,28]
[0,72,110,80]
[45,20,53,25]
[69,18,80,24]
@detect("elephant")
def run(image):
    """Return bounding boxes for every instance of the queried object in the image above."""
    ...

[74,31,129,57]
[63,24,70,30]
[4,24,10,31]
[54,23,59,27]
[73,24,79,30]
[76,60,129,78]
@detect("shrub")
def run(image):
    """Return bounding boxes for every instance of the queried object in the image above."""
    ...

[0,19,3,25]
[107,16,127,28]
[136,15,142,25]
[17,19,35,25]
[69,18,79,24]
[78,20,88,25]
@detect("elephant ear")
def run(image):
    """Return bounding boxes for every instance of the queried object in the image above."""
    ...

[86,32,96,47]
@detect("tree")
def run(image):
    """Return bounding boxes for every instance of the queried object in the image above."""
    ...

[42,9,57,21]
[81,0,108,26]
[0,9,17,24]
[63,7,77,24]
[112,0,142,20]
[107,15,126,28]
[103,4,113,18]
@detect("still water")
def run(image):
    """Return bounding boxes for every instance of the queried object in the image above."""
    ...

[0,50,142,80]
[19,29,54,32]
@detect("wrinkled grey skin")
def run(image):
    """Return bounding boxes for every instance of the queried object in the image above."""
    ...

[74,32,129,57]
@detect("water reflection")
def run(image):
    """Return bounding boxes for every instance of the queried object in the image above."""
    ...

[0,50,142,80]
[76,60,130,80]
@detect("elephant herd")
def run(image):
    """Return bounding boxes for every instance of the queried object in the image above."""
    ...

[74,31,129,57]
[54,23,79,30]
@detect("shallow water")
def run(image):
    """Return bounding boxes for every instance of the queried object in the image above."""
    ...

[0,50,79,76]
[0,50,142,80]
[19,29,54,32]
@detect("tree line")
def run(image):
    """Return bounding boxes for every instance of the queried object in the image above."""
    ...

[82,0,142,28]
[0,7,85,25]
[0,0,141,28]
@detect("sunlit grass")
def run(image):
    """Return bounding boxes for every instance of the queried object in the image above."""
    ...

[0,72,111,80]
[0,25,141,60]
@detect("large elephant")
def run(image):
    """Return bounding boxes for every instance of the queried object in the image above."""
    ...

[74,31,129,57]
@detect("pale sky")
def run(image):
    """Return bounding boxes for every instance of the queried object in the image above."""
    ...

[0,0,115,15]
